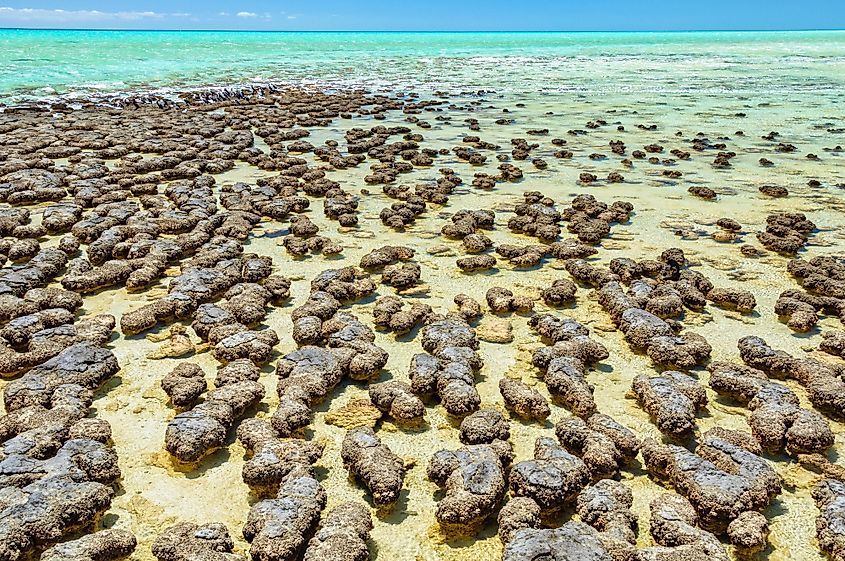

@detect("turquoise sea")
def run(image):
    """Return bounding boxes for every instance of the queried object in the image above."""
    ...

[1,30,845,104]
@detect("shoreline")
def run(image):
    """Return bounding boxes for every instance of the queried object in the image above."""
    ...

[0,80,384,110]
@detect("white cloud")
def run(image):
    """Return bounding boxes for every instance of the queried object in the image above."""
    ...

[0,6,190,23]
[287,14,297,20]
[236,11,257,18]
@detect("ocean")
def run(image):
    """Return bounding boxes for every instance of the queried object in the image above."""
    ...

[1,29,845,103]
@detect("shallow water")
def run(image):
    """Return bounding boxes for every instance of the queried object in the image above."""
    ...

[2,29,845,103]
[1,29,845,561]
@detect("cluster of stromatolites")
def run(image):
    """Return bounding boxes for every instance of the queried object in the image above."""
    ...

[0,81,842,561]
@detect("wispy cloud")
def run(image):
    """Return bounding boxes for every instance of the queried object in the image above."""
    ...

[233,11,272,20]
[0,6,191,23]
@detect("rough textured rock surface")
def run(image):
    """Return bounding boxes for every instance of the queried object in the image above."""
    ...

[341,427,405,505]
[302,502,372,561]
[503,522,613,561]
[509,437,591,511]
[813,478,845,561]
[243,472,327,561]
[236,418,323,489]
[498,377,551,421]
[638,493,730,561]
[427,440,512,531]
[632,371,707,438]
[555,414,641,478]
[459,408,510,444]
[368,380,425,421]
[641,435,781,532]
[708,361,834,454]
[738,335,845,419]
[152,523,243,561]
[40,530,137,561]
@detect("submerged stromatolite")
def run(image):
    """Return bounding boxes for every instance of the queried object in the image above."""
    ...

[708,361,834,454]
[341,427,405,506]
[152,523,242,561]
[509,437,591,511]
[244,472,327,561]
[738,335,845,419]
[41,530,137,561]
[164,360,265,462]
[555,414,641,478]
[427,440,513,531]
[812,478,845,561]
[641,434,781,533]
[631,371,708,438]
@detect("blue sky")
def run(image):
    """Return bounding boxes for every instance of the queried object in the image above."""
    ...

[0,1,843,31]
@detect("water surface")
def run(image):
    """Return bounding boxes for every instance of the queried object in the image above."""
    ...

[1,30,845,103]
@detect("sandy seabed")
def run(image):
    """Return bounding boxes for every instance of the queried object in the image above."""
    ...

[0,84,844,561]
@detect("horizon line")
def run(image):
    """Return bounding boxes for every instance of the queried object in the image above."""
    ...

[0,27,844,33]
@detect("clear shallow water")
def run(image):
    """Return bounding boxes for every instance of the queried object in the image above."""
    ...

[1,30,845,103]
